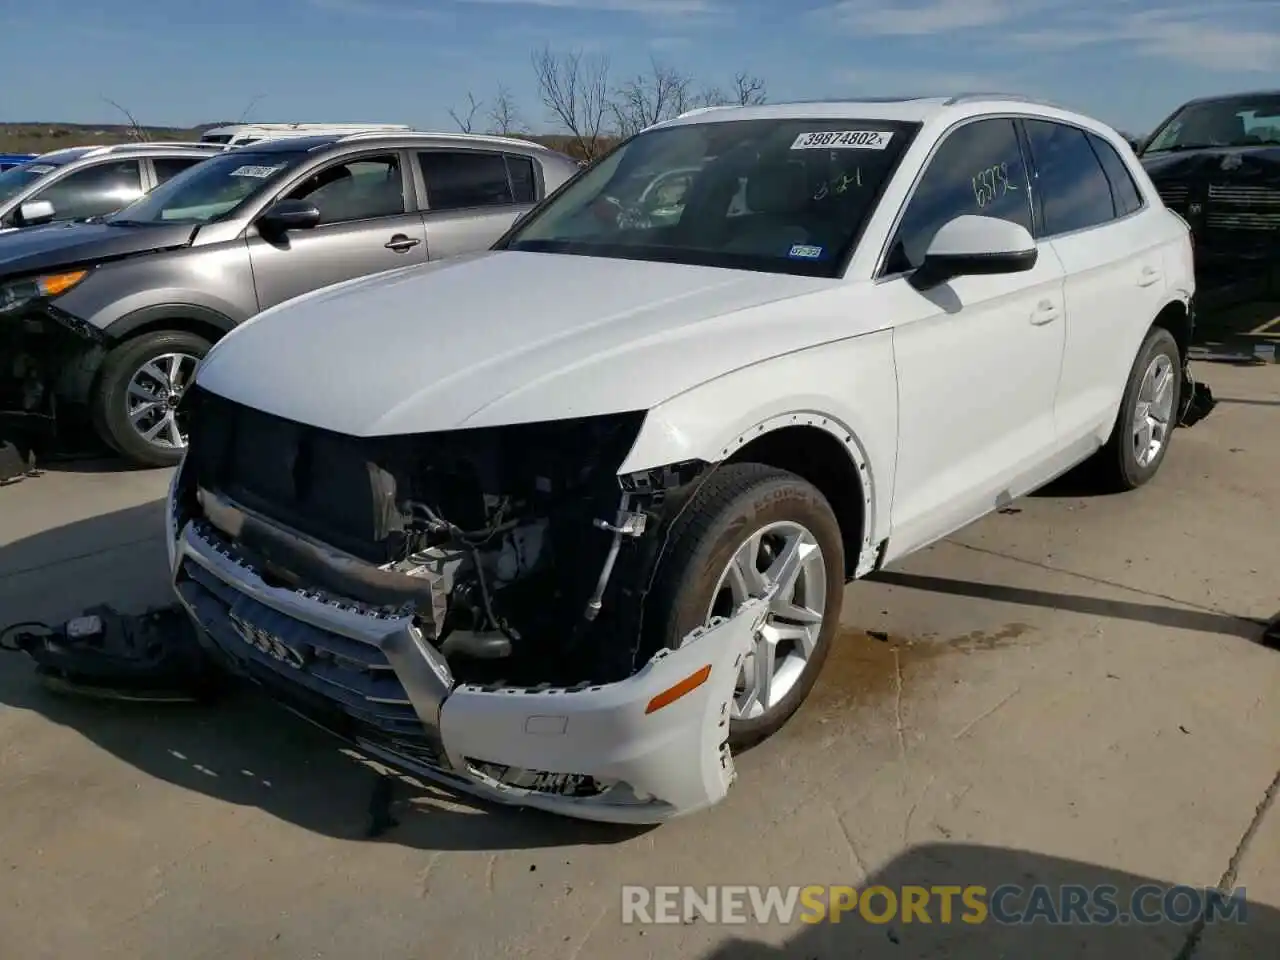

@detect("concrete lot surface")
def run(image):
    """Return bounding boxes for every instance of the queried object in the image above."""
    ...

[1,360,1278,959]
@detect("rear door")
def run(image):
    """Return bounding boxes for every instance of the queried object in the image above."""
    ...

[1021,119,1167,448]
[414,149,539,259]
[247,149,428,311]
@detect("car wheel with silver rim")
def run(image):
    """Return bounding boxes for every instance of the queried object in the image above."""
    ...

[1096,325,1182,491]
[92,329,212,469]
[644,462,846,749]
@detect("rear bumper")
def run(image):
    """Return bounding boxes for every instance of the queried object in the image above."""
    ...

[168,514,763,824]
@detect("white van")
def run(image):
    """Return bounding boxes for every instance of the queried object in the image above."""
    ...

[198,123,413,149]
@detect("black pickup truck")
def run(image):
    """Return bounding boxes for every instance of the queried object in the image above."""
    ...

[1135,90,1280,311]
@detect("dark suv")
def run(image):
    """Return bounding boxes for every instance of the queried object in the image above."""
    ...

[1137,90,1280,309]
[0,131,579,467]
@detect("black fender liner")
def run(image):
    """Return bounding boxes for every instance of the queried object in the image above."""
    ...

[104,302,239,342]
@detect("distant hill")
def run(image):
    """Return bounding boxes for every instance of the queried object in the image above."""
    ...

[0,122,605,160]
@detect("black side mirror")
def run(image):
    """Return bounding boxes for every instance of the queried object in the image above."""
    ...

[257,198,321,236]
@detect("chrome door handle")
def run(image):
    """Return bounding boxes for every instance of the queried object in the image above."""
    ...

[1137,265,1162,287]
[1030,300,1060,325]
[385,235,421,253]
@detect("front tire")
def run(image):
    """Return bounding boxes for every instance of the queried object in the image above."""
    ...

[1095,326,1182,491]
[644,463,846,750]
[92,329,211,469]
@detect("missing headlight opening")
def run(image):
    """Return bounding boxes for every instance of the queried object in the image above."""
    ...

[178,386,713,689]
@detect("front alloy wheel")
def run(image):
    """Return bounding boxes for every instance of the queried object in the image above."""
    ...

[706,520,828,722]
[125,352,200,452]
[93,329,212,469]
[645,462,846,749]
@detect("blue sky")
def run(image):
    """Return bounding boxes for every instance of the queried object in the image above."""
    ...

[2,0,1278,135]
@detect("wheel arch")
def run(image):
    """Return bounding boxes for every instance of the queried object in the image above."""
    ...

[721,418,874,580]
[62,306,232,406]
[623,408,884,581]
[104,302,236,346]
[1149,297,1192,361]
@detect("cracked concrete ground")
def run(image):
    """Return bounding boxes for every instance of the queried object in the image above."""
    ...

[1,360,1277,959]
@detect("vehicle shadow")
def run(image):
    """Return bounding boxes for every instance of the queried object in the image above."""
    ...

[0,501,649,853]
[867,571,1269,642]
[698,842,1277,958]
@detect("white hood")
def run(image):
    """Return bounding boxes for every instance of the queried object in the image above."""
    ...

[195,250,850,436]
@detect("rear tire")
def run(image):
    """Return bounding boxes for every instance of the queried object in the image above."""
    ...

[92,329,211,469]
[643,463,846,750]
[1094,327,1182,492]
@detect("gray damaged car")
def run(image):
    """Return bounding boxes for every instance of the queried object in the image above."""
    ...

[0,131,579,467]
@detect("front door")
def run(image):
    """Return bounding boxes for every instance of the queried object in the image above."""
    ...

[878,117,1068,563]
[247,151,428,311]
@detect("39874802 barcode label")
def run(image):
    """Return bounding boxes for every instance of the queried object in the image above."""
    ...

[790,130,894,150]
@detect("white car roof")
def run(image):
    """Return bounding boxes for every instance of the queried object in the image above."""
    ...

[659,94,1119,141]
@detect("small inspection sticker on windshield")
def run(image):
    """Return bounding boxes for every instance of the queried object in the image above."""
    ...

[24,164,56,174]
[788,244,825,260]
[229,164,283,178]
[790,130,894,150]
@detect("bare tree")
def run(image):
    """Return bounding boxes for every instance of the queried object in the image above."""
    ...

[102,97,149,142]
[448,92,483,134]
[691,71,767,110]
[732,71,767,106]
[610,57,694,138]
[487,84,523,136]
[531,44,612,160]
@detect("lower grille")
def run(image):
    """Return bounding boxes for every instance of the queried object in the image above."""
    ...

[177,556,445,769]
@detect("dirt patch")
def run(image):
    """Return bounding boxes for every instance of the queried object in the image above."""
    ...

[804,622,1033,715]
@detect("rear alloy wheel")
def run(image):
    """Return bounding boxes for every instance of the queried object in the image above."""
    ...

[92,329,211,468]
[1095,327,1182,491]
[645,463,846,750]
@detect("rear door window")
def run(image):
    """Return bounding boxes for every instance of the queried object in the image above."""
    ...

[1022,120,1117,236]
[417,151,515,210]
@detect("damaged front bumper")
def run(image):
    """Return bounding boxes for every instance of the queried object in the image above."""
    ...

[168,514,765,824]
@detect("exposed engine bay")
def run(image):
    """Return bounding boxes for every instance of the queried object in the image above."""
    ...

[177,385,707,689]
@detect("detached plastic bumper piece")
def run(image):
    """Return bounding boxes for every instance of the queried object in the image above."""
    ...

[1,604,227,703]
[1178,368,1216,428]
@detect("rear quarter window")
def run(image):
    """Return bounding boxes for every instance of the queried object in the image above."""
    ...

[1086,133,1144,218]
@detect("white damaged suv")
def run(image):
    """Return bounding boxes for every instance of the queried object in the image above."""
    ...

[167,95,1197,823]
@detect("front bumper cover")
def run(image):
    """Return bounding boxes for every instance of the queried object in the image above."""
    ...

[169,514,765,824]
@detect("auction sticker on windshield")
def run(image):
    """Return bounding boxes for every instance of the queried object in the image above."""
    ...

[229,165,284,178]
[24,164,56,175]
[790,131,894,150]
